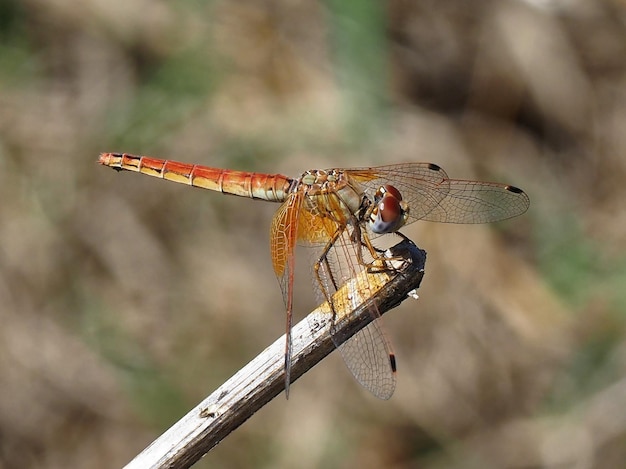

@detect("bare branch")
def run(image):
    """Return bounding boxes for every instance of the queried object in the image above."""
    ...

[124,238,426,469]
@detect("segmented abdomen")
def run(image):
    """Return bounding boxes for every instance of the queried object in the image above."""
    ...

[98,153,292,202]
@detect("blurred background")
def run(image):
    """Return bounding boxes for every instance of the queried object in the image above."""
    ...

[1,0,626,467]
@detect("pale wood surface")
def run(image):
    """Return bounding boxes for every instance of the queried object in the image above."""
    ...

[124,238,426,469]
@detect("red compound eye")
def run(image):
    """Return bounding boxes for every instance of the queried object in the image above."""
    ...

[375,184,403,202]
[382,184,402,201]
[379,196,402,223]
[369,192,407,234]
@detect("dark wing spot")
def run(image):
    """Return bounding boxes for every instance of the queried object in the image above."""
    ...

[505,185,524,194]
[389,353,397,372]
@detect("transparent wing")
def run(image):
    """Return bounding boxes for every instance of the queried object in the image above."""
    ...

[269,190,304,396]
[306,216,397,399]
[344,163,530,224]
[337,319,396,400]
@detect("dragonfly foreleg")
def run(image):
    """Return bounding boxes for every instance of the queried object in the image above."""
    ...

[362,231,412,275]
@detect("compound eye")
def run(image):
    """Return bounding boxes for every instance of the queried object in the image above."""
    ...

[379,196,402,223]
[374,184,403,202]
[382,184,402,201]
[369,195,406,234]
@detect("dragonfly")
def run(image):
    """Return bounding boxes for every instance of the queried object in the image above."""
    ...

[99,153,530,399]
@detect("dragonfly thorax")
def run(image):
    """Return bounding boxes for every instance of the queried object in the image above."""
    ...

[298,169,364,223]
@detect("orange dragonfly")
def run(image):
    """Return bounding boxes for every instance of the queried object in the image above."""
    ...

[99,153,530,399]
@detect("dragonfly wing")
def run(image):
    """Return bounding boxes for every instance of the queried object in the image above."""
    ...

[296,204,340,246]
[336,317,397,400]
[417,178,530,223]
[270,190,304,397]
[344,163,529,224]
[309,222,398,399]
[344,163,451,223]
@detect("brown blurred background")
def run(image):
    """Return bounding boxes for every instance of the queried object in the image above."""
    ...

[1,0,626,467]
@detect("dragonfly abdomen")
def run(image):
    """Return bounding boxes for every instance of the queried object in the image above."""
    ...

[98,153,292,202]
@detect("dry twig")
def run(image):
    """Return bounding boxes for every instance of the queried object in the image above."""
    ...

[124,238,426,469]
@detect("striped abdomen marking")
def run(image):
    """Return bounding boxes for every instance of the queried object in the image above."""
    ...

[98,153,292,202]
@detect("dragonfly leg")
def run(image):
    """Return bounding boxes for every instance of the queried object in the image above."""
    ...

[313,217,364,324]
[313,216,402,322]
[313,226,346,323]
[360,230,412,275]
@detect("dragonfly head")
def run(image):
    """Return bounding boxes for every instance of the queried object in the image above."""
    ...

[368,184,409,234]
